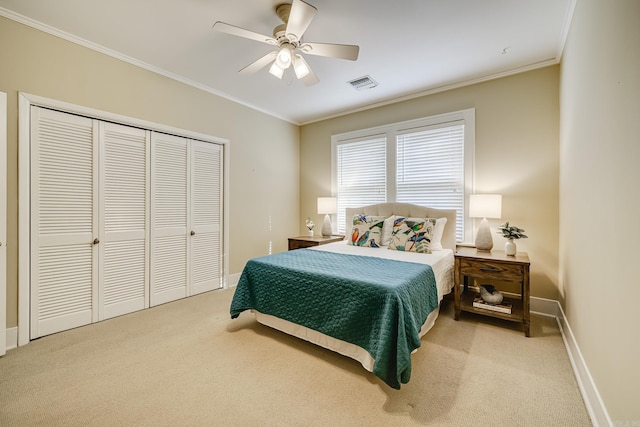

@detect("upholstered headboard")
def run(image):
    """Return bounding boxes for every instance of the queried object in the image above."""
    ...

[345,203,457,251]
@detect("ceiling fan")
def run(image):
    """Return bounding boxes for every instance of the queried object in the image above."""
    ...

[213,0,359,86]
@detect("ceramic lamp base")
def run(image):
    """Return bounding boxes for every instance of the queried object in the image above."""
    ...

[321,214,333,236]
[475,218,494,252]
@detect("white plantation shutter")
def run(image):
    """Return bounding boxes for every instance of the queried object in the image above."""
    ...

[396,123,465,241]
[30,107,98,338]
[189,140,223,295]
[150,133,188,306]
[335,136,387,233]
[100,122,150,319]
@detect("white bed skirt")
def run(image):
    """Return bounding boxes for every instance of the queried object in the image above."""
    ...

[252,303,442,373]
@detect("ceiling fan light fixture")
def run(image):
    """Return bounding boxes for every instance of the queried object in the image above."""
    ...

[293,54,309,78]
[269,62,285,79]
[275,44,293,69]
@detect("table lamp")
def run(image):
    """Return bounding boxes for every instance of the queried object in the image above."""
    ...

[469,194,502,252]
[317,197,337,237]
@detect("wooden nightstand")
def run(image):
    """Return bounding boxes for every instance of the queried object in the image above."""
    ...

[288,235,345,250]
[454,247,531,336]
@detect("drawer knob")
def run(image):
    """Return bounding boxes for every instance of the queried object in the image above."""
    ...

[479,267,501,273]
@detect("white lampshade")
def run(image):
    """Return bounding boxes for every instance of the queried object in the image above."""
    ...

[317,197,337,215]
[317,197,337,236]
[469,194,502,252]
[469,194,502,219]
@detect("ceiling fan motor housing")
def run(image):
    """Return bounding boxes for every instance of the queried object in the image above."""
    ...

[275,3,291,24]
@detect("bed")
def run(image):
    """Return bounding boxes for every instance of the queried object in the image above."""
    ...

[230,203,456,389]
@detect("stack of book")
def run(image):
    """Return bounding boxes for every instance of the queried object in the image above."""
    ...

[473,296,512,314]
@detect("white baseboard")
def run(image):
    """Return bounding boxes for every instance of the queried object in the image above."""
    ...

[225,272,241,288]
[5,326,17,352]
[530,295,562,318]
[531,296,611,427]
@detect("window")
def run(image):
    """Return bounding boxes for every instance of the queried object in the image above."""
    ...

[335,136,386,231]
[331,109,474,242]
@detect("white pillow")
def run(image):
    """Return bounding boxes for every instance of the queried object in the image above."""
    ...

[380,215,397,246]
[430,217,448,251]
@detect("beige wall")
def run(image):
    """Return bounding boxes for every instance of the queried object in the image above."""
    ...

[301,66,560,300]
[0,17,300,329]
[560,0,640,421]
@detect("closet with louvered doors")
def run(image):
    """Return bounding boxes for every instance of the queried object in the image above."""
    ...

[30,106,223,339]
[150,134,223,306]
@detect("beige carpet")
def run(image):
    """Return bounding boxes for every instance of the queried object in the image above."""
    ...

[0,288,592,426]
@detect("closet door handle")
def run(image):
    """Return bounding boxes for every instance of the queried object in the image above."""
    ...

[93,238,100,245]
[190,231,196,236]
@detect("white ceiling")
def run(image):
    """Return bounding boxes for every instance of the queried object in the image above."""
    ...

[0,0,574,124]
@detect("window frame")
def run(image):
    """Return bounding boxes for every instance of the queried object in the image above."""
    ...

[331,108,475,243]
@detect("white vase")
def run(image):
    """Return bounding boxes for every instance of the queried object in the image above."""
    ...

[307,229,314,237]
[505,239,517,256]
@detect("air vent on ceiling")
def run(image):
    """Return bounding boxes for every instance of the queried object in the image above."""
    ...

[348,75,378,90]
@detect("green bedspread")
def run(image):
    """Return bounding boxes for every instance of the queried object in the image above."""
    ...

[230,248,439,389]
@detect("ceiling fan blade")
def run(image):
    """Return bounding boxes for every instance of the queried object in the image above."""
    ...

[296,55,319,86]
[285,0,317,42]
[239,51,278,74]
[302,68,319,86]
[213,21,277,45]
[300,42,360,61]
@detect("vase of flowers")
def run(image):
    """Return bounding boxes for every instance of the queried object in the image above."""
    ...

[305,218,315,237]
[496,222,528,256]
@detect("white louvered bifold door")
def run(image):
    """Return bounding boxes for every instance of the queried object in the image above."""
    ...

[30,107,98,338]
[189,140,223,295]
[99,122,150,319]
[150,133,188,306]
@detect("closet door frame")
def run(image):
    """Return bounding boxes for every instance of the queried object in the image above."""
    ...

[1,92,7,355]
[17,93,229,347]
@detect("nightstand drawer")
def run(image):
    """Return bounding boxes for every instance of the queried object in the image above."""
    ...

[459,258,523,281]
